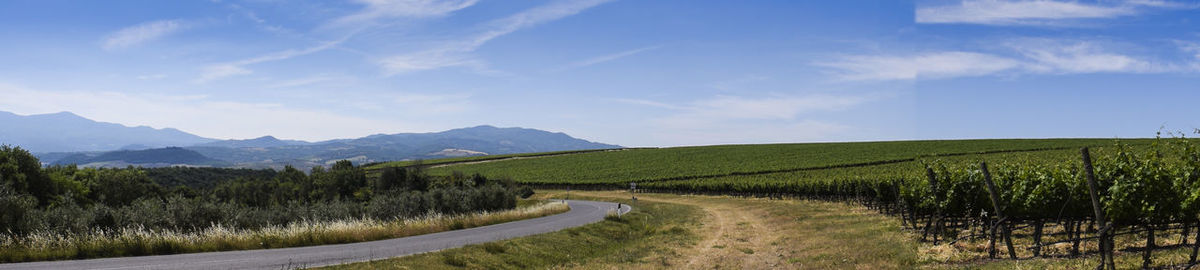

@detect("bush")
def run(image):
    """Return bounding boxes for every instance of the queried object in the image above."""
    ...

[0,185,37,234]
[517,186,535,199]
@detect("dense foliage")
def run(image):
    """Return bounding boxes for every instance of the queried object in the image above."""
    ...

[0,146,526,238]
[143,166,278,189]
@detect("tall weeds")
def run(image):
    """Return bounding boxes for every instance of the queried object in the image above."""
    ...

[0,202,568,263]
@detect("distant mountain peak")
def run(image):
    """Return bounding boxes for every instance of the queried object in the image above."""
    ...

[0,110,216,153]
[248,135,280,141]
[194,135,310,148]
[38,111,88,121]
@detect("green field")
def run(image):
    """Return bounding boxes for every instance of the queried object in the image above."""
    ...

[379,139,1145,186]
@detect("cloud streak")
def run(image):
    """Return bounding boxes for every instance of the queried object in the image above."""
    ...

[818,39,1199,81]
[197,38,347,82]
[560,46,660,70]
[817,52,1021,81]
[102,20,188,50]
[915,0,1194,26]
[325,0,479,30]
[616,93,875,146]
[378,0,616,75]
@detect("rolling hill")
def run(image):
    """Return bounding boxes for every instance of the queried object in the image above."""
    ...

[52,147,230,168]
[0,111,215,152]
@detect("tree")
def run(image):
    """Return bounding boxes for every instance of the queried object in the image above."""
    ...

[82,168,164,206]
[0,145,56,205]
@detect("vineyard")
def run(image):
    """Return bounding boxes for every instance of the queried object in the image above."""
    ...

[411,139,1130,185]
[370,137,1200,267]
[630,139,1200,268]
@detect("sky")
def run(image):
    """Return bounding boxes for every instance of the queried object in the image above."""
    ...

[0,0,1198,147]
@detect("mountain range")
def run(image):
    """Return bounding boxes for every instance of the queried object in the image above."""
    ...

[0,111,620,169]
[0,111,215,152]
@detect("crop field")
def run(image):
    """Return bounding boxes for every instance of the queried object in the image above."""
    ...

[395,139,1143,185]
[387,137,1200,268]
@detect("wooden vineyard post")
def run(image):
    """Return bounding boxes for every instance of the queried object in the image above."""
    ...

[981,162,1001,259]
[922,167,942,243]
[1081,147,1114,270]
[981,162,1016,259]
[1192,220,1200,264]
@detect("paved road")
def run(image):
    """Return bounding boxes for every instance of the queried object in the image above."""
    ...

[0,200,631,270]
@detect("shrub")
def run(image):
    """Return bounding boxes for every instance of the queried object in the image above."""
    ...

[0,185,37,234]
[517,186,535,199]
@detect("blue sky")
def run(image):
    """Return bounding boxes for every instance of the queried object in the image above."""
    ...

[0,0,1197,147]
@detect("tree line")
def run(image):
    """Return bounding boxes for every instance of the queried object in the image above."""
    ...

[0,145,533,237]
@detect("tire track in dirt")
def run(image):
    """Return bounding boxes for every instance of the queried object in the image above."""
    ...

[577,191,791,269]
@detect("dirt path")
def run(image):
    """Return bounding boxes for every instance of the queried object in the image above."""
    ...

[572,191,793,269]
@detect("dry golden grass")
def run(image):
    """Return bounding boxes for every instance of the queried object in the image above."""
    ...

[549,191,919,269]
[0,202,568,263]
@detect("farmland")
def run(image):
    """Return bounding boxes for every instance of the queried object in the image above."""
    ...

[406,139,1137,185]
[379,137,1200,268]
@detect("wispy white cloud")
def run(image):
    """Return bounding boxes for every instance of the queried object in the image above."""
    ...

[1009,40,1164,73]
[611,98,688,110]
[136,74,168,80]
[621,94,874,120]
[1126,0,1200,9]
[325,0,479,30]
[197,38,347,82]
[818,39,1199,81]
[1177,40,1200,59]
[817,52,1021,81]
[685,95,870,120]
[265,75,350,89]
[378,0,616,75]
[102,20,188,50]
[223,3,301,38]
[0,83,420,141]
[560,45,660,70]
[378,50,486,74]
[915,0,1194,26]
[709,75,769,91]
[198,0,482,82]
[617,93,875,146]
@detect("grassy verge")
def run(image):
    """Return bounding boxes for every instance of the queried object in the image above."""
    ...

[317,192,703,269]
[0,202,568,263]
[573,191,919,269]
[320,190,922,269]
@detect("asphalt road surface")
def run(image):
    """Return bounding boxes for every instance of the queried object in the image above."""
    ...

[0,200,631,270]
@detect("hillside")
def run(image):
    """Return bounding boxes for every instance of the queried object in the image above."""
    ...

[193,136,311,148]
[52,147,230,168]
[0,111,215,152]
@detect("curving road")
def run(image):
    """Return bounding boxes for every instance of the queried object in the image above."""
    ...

[0,200,631,270]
